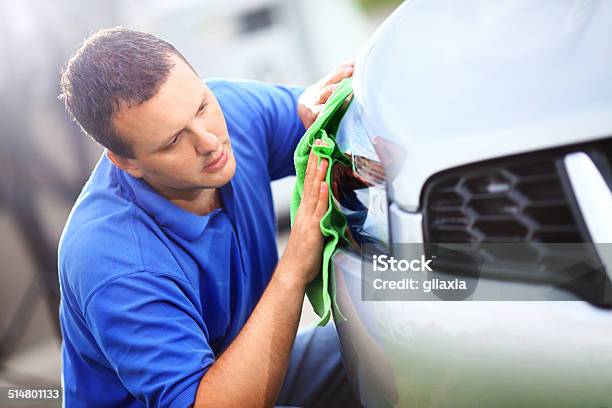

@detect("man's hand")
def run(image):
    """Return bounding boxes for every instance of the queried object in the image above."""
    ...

[298,61,354,130]
[281,140,329,287]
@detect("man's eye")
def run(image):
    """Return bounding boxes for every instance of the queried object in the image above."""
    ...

[197,102,208,115]
[167,134,181,148]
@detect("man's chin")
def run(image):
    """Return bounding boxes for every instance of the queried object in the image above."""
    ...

[200,156,236,189]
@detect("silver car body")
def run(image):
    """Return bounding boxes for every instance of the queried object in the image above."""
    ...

[332,1,612,406]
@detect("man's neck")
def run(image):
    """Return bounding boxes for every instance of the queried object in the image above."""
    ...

[170,188,222,216]
[145,179,222,216]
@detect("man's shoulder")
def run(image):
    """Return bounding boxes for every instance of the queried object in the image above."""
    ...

[205,77,303,154]
[60,154,138,262]
[59,199,141,273]
[206,78,274,99]
[207,79,272,123]
[58,157,176,307]
[205,78,302,121]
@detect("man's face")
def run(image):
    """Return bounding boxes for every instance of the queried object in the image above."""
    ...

[112,55,236,197]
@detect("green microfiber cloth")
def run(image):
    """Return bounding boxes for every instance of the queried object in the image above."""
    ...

[290,77,353,326]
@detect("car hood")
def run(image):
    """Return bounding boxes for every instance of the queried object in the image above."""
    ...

[353,0,612,211]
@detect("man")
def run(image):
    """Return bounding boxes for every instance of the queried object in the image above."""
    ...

[58,27,359,407]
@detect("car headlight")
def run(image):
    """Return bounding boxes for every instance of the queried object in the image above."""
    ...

[332,99,390,253]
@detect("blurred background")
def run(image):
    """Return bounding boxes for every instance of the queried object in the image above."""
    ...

[0,0,399,396]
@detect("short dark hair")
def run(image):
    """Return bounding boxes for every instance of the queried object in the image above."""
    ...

[59,27,194,158]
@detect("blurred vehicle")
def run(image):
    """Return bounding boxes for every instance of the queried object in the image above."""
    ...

[330,1,612,406]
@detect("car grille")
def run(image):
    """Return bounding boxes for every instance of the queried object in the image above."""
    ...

[425,158,585,244]
[421,139,612,305]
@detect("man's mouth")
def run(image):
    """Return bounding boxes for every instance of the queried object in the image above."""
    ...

[203,145,228,173]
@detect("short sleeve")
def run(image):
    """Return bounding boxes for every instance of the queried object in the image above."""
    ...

[260,84,306,180]
[84,271,214,408]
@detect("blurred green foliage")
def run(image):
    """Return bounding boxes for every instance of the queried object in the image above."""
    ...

[357,0,403,11]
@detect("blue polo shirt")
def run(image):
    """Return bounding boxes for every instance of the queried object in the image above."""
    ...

[58,79,305,407]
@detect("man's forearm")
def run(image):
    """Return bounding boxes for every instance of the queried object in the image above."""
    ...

[194,134,329,407]
[194,256,306,407]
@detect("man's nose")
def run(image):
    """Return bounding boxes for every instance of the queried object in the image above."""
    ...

[193,128,220,156]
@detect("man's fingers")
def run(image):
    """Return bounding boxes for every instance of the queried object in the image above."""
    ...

[310,104,323,121]
[304,148,318,190]
[304,139,323,195]
[312,159,327,196]
[341,93,354,110]
[303,140,326,209]
[317,84,338,104]
[314,182,329,219]
[303,157,326,214]
[323,64,354,87]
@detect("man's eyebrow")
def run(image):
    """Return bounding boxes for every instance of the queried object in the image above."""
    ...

[156,93,208,152]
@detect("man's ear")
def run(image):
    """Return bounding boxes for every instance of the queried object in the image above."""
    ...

[106,150,144,179]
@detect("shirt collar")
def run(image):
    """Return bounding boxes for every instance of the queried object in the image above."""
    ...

[115,160,233,241]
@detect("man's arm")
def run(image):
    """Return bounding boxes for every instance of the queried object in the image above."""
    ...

[194,142,330,407]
